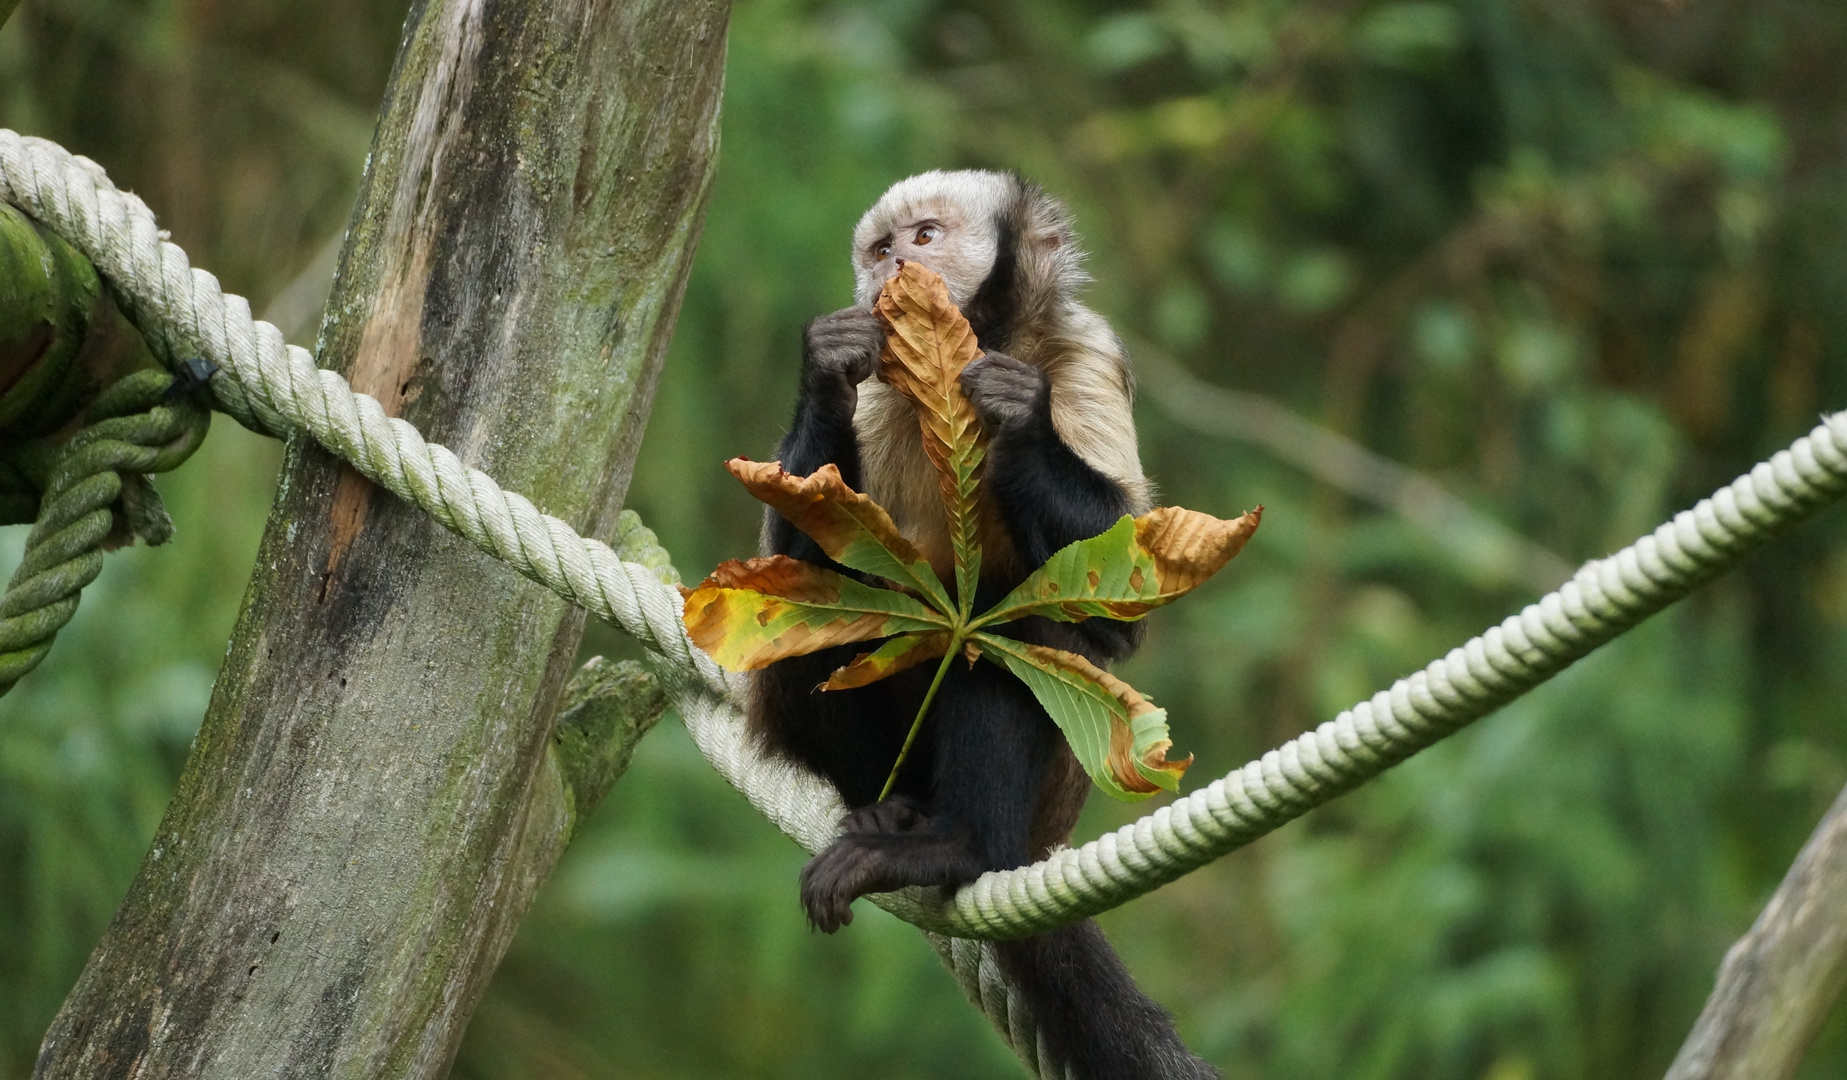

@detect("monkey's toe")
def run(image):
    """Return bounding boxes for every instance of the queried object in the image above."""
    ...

[799,841,877,932]
[839,795,929,836]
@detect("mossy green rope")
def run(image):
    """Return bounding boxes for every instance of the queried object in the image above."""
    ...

[0,367,209,692]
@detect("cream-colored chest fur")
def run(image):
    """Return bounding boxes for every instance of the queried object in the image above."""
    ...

[854,321,1150,580]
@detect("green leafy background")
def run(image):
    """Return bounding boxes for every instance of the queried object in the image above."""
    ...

[4,0,1847,1076]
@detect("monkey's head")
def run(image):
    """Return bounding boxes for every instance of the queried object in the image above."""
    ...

[851,170,1089,353]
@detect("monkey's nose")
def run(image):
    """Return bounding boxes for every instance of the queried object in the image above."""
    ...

[873,257,905,287]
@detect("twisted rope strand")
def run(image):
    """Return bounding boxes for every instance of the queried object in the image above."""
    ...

[0,130,721,693]
[7,126,1847,1072]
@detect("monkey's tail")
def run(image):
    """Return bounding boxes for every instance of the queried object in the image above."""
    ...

[993,920,1220,1080]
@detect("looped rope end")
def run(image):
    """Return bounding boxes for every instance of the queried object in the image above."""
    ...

[0,365,210,692]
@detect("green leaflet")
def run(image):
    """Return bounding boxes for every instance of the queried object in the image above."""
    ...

[977,515,1154,626]
[976,506,1263,629]
[946,437,983,619]
[971,632,1190,801]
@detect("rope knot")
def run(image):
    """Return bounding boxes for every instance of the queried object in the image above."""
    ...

[0,365,210,690]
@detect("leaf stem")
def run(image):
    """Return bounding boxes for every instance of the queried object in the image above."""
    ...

[878,637,962,801]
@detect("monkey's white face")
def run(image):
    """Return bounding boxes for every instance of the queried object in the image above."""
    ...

[850,170,1015,309]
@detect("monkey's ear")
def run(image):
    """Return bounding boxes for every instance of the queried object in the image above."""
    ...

[1030,219,1075,250]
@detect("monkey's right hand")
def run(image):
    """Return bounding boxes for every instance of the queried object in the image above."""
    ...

[801,307,883,402]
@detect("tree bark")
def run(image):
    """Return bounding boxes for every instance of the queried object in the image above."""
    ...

[35,0,730,1075]
[1665,782,1847,1080]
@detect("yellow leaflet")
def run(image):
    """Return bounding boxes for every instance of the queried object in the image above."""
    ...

[820,630,953,691]
[682,555,949,671]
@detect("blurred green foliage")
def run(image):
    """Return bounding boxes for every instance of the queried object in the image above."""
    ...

[3,0,1847,1077]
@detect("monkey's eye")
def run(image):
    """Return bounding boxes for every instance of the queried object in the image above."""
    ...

[914,224,941,246]
[874,239,893,259]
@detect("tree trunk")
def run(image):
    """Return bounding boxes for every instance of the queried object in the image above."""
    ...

[1665,781,1847,1080]
[35,0,730,1075]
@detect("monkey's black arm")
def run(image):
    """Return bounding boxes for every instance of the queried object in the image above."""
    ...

[763,311,878,566]
[985,397,1143,660]
[988,417,1132,563]
[765,394,860,566]
[752,312,897,813]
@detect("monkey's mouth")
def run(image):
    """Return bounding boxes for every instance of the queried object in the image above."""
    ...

[869,256,918,297]
[881,257,964,302]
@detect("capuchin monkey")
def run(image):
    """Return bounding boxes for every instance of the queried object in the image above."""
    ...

[751,170,1219,1080]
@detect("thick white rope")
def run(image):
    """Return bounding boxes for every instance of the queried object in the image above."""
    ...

[933,411,1847,938]
[0,131,727,694]
[6,128,1847,1073]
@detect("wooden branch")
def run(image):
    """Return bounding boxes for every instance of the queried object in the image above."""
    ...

[549,657,667,845]
[35,0,730,1074]
[1665,782,1847,1080]
[504,656,666,960]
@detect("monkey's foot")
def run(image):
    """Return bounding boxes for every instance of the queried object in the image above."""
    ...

[798,830,984,933]
[799,839,879,932]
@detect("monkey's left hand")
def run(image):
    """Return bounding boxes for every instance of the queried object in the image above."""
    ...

[960,352,1046,431]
